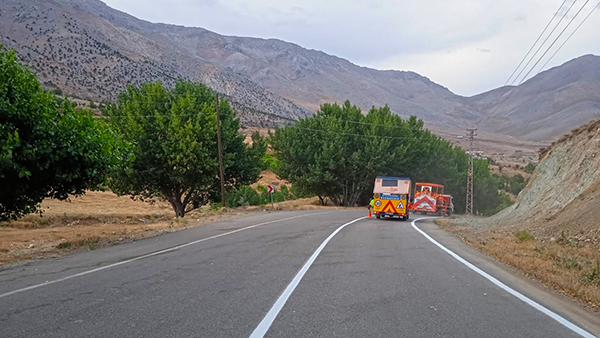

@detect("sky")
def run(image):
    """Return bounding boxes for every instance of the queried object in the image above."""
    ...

[102,0,600,96]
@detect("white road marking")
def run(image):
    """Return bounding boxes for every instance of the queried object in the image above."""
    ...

[412,217,596,338]
[249,216,366,338]
[0,211,340,300]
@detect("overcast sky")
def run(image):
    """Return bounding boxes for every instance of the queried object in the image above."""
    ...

[102,0,599,96]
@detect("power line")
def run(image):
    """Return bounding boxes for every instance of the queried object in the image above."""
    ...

[100,107,415,129]
[101,110,500,144]
[98,101,487,143]
[518,0,591,84]
[538,1,600,73]
[98,109,298,122]
[290,125,441,141]
[505,0,568,85]
[103,110,449,141]
[100,106,441,132]
[511,0,580,85]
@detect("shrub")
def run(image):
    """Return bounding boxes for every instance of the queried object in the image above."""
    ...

[524,162,536,174]
[56,242,72,250]
[514,230,535,242]
[581,262,600,285]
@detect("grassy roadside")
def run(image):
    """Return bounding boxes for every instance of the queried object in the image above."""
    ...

[436,217,600,310]
[0,192,337,267]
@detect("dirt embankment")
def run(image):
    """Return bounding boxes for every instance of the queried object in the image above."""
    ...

[443,119,600,309]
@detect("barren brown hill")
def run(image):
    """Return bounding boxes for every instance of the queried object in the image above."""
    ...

[0,0,309,127]
[1,0,599,140]
[490,118,600,235]
[0,0,476,129]
[466,55,600,142]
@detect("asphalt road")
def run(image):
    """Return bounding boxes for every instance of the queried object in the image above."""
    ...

[0,210,598,338]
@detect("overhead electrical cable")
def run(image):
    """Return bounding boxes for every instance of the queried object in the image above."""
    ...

[510,0,580,85]
[504,0,568,85]
[537,1,600,73]
[518,0,591,84]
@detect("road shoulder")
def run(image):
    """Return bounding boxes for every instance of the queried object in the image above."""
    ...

[416,217,600,337]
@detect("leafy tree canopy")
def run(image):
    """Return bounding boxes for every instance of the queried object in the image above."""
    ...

[0,47,120,221]
[104,81,266,217]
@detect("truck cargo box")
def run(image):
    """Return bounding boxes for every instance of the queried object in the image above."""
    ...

[373,176,411,195]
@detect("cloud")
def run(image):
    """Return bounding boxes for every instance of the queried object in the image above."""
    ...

[103,0,600,96]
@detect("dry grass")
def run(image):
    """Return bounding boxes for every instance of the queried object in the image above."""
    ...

[489,164,532,179]
[0,191,241,266]
[0,191,344,267]
[438,218,600,310]
[243,196,350,211]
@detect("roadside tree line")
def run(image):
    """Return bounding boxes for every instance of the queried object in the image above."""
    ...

[270,101,504,214]
[1,46,508,220]
[1,47,266,221]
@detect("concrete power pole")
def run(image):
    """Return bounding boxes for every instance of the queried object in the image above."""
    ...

[466,128,477,215]
[216,94,226,208]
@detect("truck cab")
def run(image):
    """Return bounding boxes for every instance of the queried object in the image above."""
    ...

[372,176,411,221]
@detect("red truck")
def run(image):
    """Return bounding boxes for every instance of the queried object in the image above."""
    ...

[411,182,454,216]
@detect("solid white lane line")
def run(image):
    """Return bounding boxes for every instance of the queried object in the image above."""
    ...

[249,216,366,338]
[411,217,596,338]
[0,211,340,300]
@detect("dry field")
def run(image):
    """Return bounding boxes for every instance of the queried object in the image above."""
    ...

[0,190,333,267]
[489,164,532,179]
[437,217,600,310]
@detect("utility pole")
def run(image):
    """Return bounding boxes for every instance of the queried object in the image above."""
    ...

[466,128,477,215]
[216,94,226,208]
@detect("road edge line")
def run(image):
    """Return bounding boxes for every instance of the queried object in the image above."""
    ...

[411,217,596,338]
[0,211,341,300]
[249,216,367,338]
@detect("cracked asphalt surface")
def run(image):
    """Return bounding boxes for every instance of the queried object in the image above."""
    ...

[0,210,598,337]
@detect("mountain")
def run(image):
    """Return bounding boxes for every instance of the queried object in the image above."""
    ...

[1,0,599,142]
[0,0,310,127]
[465,55,600,141]
[0,0,480,129]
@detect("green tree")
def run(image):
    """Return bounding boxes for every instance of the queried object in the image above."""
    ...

[271,100,503,214]
[0,47,120,221]
[524,162,536,174]
[471,158,501,213]
[271,101,368,206]
[104,81,266,217]
[508,174,528,195]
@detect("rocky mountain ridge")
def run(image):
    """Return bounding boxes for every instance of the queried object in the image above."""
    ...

[1,0,599,140]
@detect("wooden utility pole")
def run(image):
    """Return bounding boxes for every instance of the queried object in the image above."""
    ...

[216,94,226,208]
[466,128,477,215]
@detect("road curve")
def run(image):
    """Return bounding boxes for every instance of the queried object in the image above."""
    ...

[0,210,598,337]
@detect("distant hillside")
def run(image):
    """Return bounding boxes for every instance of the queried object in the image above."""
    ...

[465,55,600,141]
[0,0,309,127]
[0,0,480,130]
[1,0,599,140]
